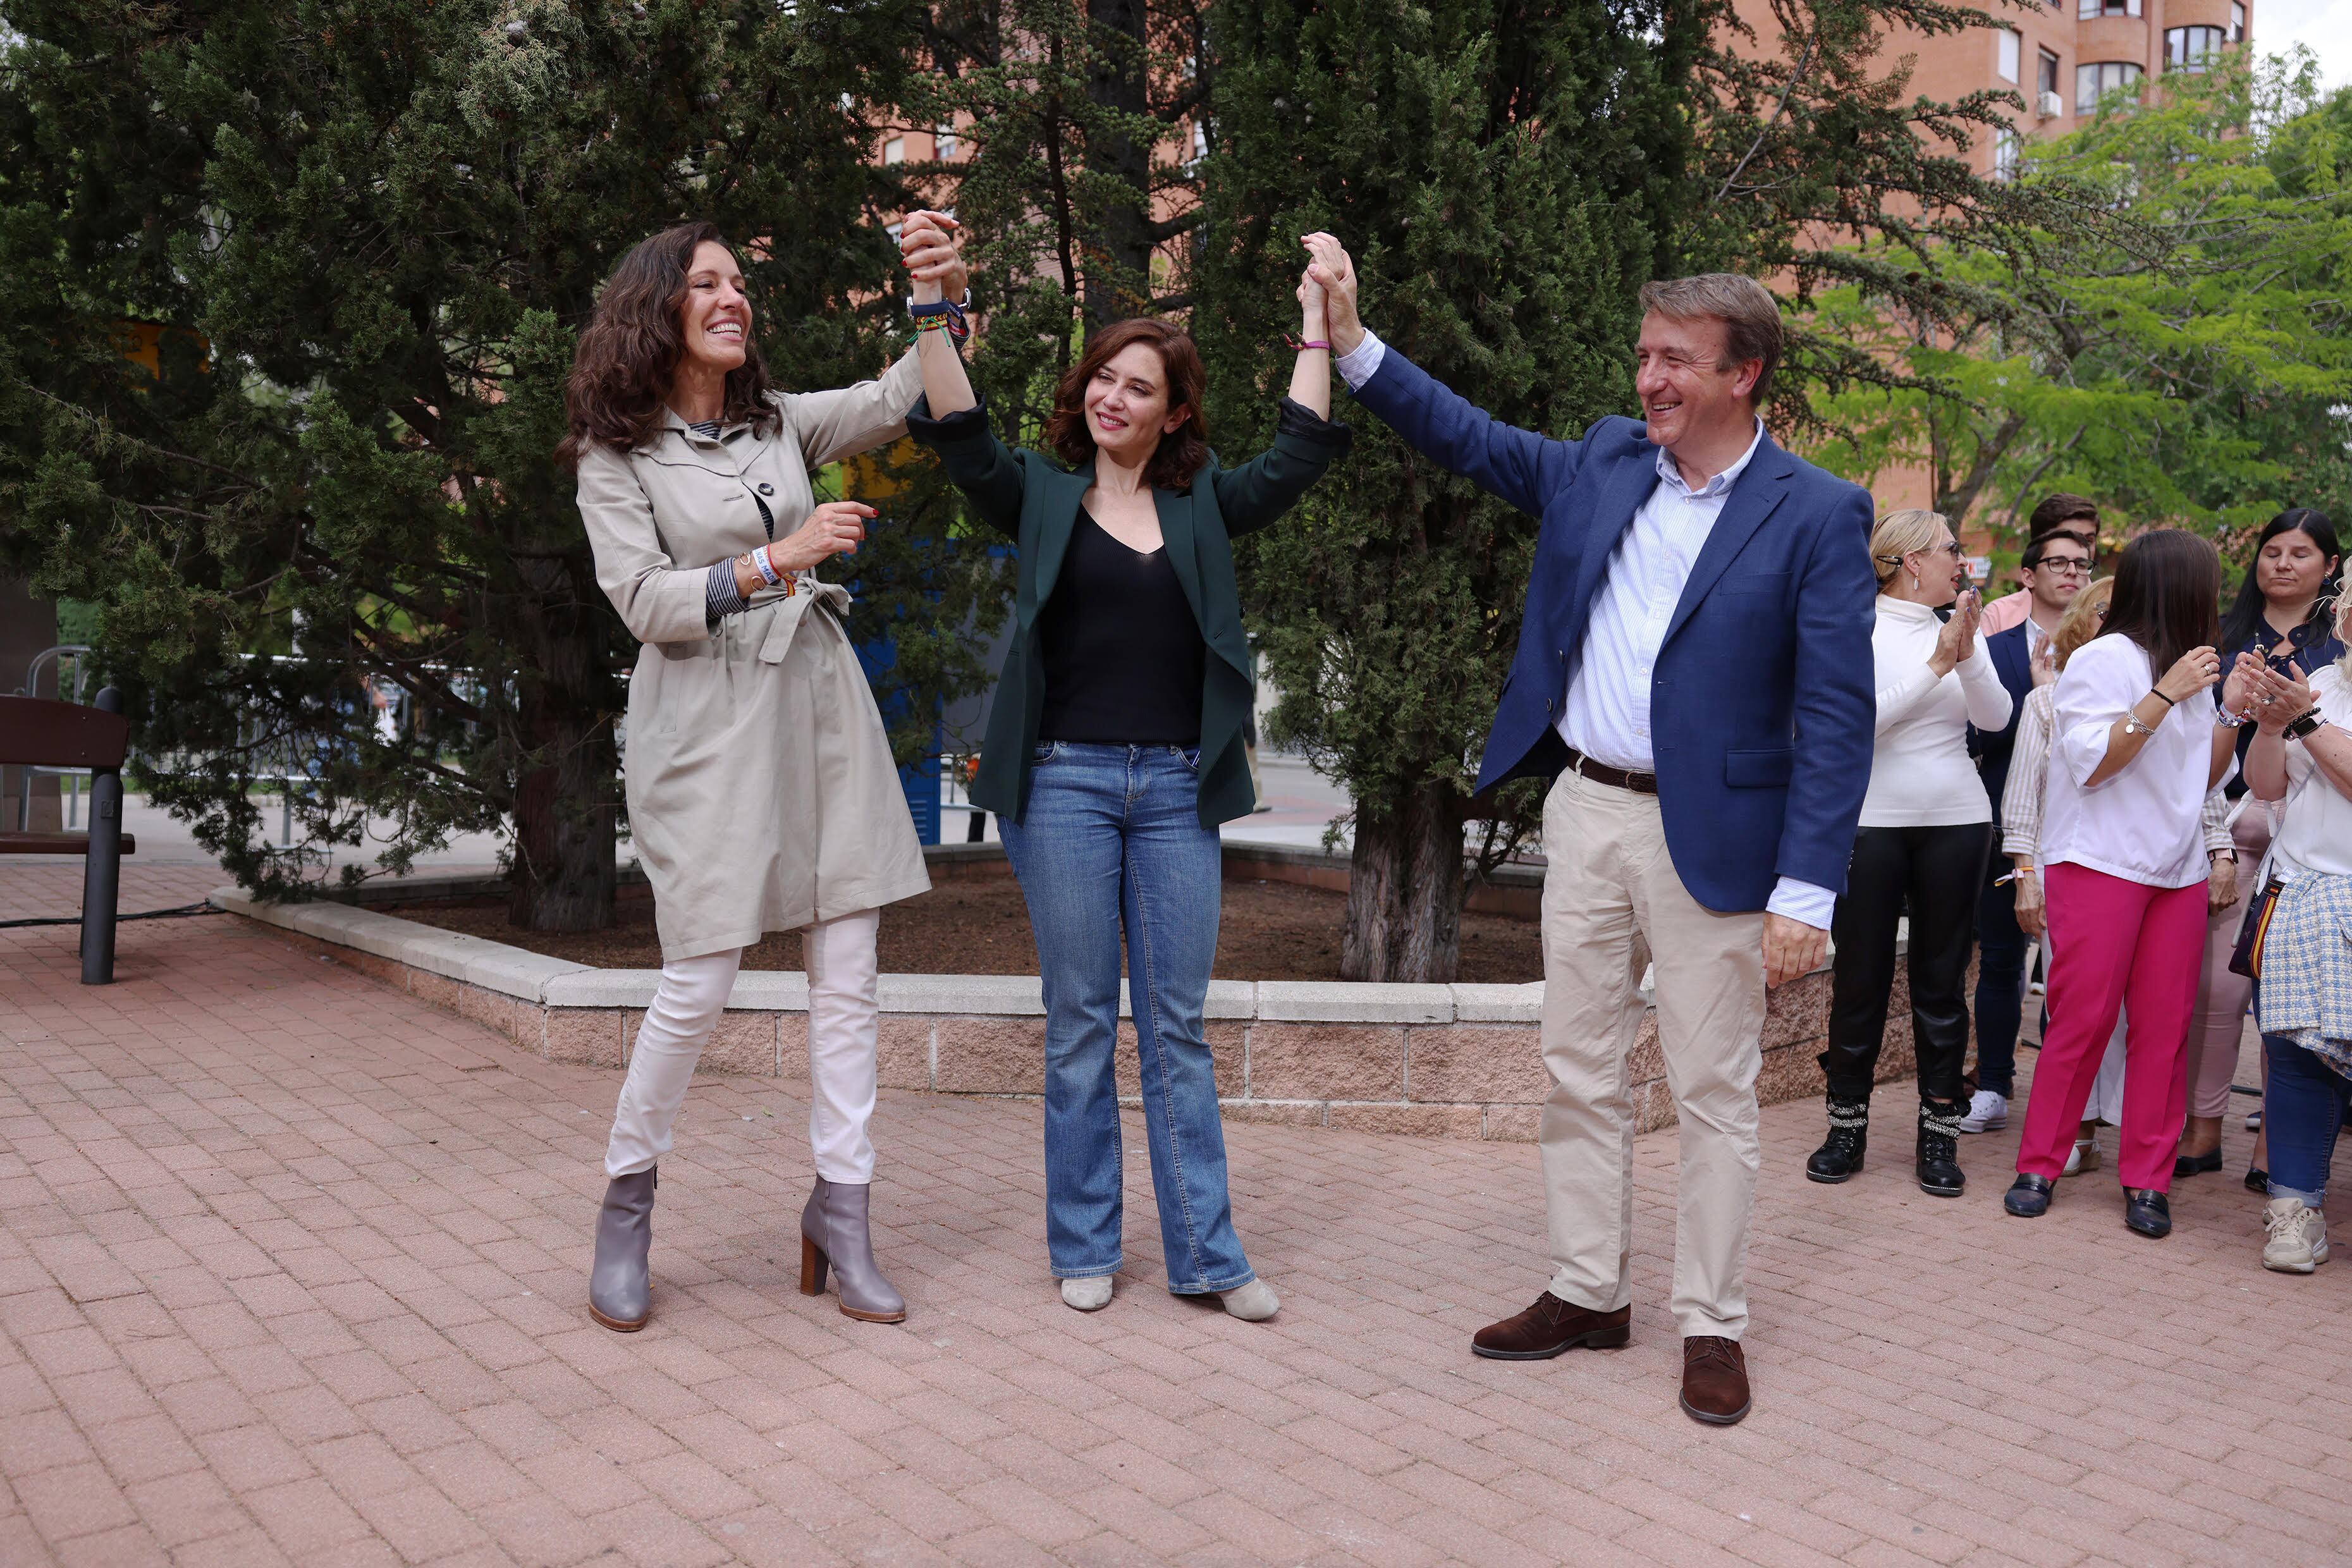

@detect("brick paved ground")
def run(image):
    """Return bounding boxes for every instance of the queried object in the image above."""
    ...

[2,866,2344,1567]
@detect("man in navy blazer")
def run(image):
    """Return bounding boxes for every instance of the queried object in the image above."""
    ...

[1305,237,1875,1427]
[1959,525,2095,1135]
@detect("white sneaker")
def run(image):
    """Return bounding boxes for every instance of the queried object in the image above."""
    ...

[2262,1197,2329,1273]
[1957,1089,2008,1133]
[1060,1276,1113,1311]
[2062,1136,2100,1177]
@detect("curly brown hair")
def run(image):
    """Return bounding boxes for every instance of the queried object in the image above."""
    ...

[1042,318,1208,491]
[554,221,778,470]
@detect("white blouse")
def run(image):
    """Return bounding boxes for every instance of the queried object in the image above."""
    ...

[2004,682,2232,862]
[2042,634,2226,889]
[1859,596,2014,828]
[2272,666,2352,879]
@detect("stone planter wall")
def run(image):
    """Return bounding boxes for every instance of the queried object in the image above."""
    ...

[213,885,1918,1141]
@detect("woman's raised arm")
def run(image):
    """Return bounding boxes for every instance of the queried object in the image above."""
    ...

[901,211,977,419]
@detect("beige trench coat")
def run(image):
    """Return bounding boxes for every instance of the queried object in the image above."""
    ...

[577,349,932,961]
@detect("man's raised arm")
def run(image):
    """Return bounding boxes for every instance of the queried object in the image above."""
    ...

[1306,233,1581,519]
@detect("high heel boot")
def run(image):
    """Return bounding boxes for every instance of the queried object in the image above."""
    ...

[1916,1099,1966,1197]
[800,1176,906,1323]
[1806,1096,1870,1183]
[588,1167,657,1332]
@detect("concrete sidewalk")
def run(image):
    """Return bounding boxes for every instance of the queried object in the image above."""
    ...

[0,867,2343,1567]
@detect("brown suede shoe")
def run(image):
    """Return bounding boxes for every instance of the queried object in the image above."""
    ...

[1679,1335,1751,1426]
[1471,1292,1631,1360]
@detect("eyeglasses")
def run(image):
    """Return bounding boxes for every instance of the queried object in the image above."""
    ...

[2030,556,2093,577]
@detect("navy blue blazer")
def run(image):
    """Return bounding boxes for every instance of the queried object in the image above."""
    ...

[1972,622,2036,822]
[1352,349,1878,913]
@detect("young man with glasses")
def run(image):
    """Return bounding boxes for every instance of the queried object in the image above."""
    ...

[1960,516,2099,1134]
[1980,494,2098,637]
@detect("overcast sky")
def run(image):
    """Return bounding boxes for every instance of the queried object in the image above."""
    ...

[2263,0,2352,89]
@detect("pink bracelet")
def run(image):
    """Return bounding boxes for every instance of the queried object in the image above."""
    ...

[1285,336,1332,351]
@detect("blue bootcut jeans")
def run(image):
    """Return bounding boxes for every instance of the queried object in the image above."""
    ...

[2263,1032,2351,1208]
[998,742,1254,1294]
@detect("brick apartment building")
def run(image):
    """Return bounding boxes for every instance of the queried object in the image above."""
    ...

[1883,0,2253,178]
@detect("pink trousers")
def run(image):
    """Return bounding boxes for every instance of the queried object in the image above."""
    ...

[2016,865,2207,1190]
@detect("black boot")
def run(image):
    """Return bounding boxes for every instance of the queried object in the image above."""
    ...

[1806,1096,1870,1183]
[1916,1100,1966,1197]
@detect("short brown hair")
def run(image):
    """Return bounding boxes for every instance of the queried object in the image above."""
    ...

[555,221,778,470]
[1637,273,1783,404]
[1043,319,1208,491]
[2028,493,2098,537]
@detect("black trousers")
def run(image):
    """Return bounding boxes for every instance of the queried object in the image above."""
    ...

[1821,823,1992,1106]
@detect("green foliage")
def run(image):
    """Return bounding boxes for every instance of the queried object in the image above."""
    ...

[1690,0,2088,417]
[0,0,1004,922]
[908,0,1210,444]
[1798,51,2352,547]
[1194,0,1691,979]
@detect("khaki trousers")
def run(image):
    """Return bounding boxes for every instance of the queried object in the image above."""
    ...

[1539,769,1768,1340]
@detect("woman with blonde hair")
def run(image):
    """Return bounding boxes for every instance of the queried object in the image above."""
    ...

[1809,510,2011,1195]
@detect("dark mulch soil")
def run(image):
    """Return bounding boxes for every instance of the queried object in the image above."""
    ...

[394,873,1542,983]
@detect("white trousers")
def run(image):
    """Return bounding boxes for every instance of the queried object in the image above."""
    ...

[603,909,883,1184]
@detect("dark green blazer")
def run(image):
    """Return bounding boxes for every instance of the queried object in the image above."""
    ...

[907,395,1350,828]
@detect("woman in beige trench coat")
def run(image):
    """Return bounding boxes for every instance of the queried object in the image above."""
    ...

[557,217,967,1332]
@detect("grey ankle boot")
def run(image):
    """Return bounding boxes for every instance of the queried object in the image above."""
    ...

[588,1167,657,1332]
[799,1177,906,1323]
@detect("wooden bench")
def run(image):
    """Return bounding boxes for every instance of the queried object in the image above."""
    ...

[1,689,134,983]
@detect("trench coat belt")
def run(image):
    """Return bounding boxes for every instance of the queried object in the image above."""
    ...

[1562,745,1658,796]
[754,579,852,665]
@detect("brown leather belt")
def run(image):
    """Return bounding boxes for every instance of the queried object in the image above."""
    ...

[1563,746,1658,795]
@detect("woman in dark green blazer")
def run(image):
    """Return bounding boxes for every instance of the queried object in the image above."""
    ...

[900,224,1347,1320]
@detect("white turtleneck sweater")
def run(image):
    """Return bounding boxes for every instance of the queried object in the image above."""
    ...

[1859,595,2015,828]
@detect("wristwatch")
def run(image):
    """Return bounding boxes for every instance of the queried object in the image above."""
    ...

[2284,709,2324,740]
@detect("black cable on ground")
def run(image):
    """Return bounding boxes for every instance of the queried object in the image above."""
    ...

[0,902,225,930]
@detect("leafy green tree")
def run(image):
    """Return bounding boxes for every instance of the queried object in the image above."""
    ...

[1194,0,1693,982]
[907,0,1210,442]
[1689,0,2084,417]
[1799,52,2352,544]
[1192,0,2064,981]
[0,0,1002,928]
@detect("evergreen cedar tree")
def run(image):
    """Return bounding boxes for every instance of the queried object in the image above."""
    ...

[0,0,1003,930]
[1191,0,2042,981]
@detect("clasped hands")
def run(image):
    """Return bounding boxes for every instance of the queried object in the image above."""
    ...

[2229,652,2315,732]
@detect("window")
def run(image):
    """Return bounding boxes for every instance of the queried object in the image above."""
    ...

[2165,25,2229,71]
[2231,3,2246,41]
[2038,48,2061,98]
[1997,29,2021,82]
[1993,127,2020,183]
[2076,60,2143,114]
[883,137,905,164]
[2076,0,2140,16]
[934,124,959,159]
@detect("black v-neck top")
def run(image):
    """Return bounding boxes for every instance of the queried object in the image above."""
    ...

[1036,509,1208,745]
